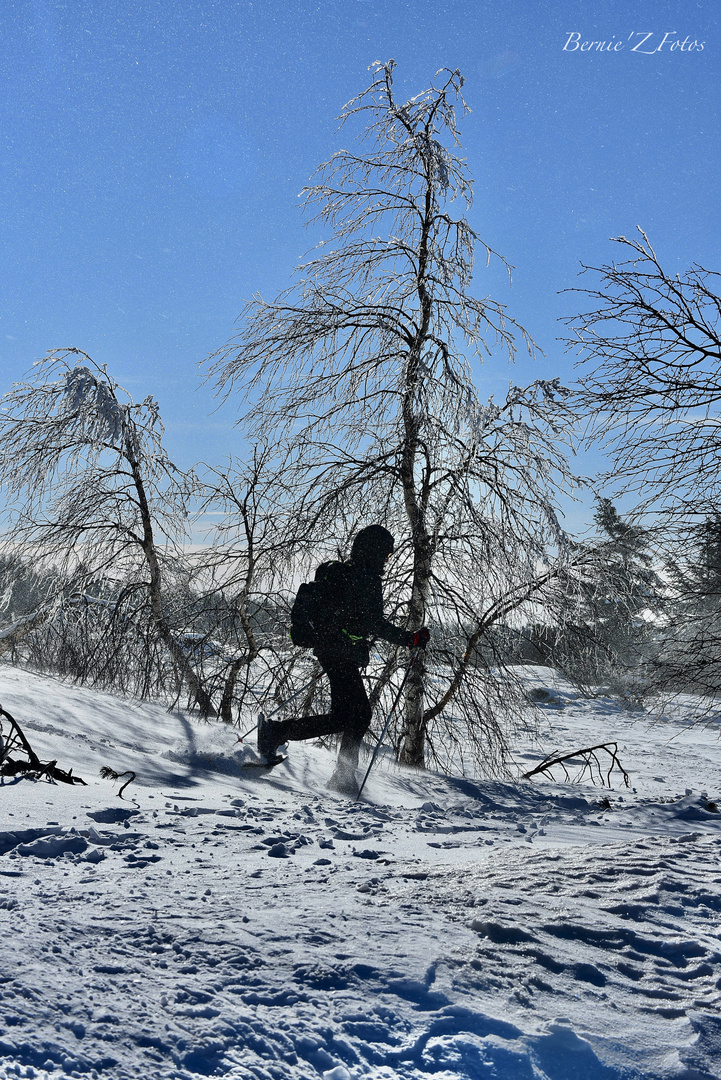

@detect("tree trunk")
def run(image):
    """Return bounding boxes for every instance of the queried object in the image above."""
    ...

[125,436,216,717]
[218,656,245,724]
[219,598,258,724]
[399,544,431,766]
[400,651,427,766]
[398,169,434,767]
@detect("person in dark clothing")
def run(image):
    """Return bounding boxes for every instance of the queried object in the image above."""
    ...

[258,525,429,793]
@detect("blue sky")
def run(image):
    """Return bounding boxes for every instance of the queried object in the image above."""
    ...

[1,0,719,531]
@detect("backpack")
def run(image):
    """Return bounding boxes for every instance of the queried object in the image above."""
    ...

[290,561,352,648]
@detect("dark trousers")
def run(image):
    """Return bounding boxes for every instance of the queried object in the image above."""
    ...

[273,651,372,767]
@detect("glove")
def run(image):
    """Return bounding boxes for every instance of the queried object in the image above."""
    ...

[412,628,430,649]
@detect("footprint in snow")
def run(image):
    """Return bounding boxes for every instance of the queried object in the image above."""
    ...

[86,807,139,825]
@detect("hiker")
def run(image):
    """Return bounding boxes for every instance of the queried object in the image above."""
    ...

[258,525,429,793]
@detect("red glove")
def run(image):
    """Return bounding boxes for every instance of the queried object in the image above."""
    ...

[412,628,430,649]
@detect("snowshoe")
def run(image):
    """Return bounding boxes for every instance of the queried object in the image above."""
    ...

[242,754,287,770]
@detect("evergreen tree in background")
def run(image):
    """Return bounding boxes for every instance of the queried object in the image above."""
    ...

[655,515,721,696]
[589,498,659,651]
[688,515,721,608]
[526,499,661,695]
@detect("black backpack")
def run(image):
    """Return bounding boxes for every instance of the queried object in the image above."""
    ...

[290,561,352,648]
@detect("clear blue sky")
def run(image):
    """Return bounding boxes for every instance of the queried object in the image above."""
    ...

[1,0,719,529]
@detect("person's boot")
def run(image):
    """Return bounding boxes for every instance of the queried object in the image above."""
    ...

[257,712,283,762]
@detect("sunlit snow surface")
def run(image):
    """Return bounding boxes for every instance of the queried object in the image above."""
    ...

[1,664,720,1080]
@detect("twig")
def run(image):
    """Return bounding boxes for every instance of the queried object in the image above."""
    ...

[99,765,137,799]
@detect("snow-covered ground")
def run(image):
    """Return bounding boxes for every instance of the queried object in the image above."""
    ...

[1,664,720,1080]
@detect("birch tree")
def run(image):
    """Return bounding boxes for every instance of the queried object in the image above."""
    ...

[0,350,213,713]
[193,444,312,723]
[567,229,721,526]
[207,61,579,771]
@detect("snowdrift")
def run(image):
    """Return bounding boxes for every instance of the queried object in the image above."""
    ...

[1,664,720,1080]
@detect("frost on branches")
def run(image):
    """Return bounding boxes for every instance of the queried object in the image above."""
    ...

[0,350,213,714]
[207,61,583,773]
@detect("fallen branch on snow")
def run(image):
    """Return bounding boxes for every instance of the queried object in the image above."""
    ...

[99,765,137,799]
[522,742,630,788]
[0,705,86,786]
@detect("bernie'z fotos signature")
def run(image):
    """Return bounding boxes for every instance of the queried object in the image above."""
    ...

[563,31,705,54]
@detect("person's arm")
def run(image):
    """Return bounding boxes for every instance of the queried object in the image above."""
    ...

[376,614,415,648]
[365,575,415,647]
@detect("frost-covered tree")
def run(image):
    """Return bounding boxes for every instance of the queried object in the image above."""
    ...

[207,61,580,772]
[531,499,661,695]
[652,515,721,696]
[193,444,313,724]
[688,516,721,604]
[0,350,213,712]
[567,229,721,529]
[566,231,721,703]
[0,553,65,664]
[585,499,659,647]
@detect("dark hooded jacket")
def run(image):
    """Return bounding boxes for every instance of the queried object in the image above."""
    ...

[315,525,413,666]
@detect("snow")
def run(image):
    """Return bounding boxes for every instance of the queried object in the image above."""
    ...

[1,664,720,1080]
[62,367,125,447]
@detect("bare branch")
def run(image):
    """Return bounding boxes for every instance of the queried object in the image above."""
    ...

[522,742,630,789]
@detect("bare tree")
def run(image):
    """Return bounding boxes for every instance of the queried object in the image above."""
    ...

[207,61,580,772]
[193,444,312,724]
[566,230,721,703]
[567,228,721,525]
[0,349,213,713]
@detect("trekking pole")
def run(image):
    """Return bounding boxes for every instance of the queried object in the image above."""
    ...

[237,671,324,743]
[356,647,421,801]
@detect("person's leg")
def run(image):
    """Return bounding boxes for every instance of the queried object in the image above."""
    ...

[272,711,343,743]
[257,686,341,759]
[259,652,371,790]
[324,660,371,794]
[258,656,371,780]
[327,661,371,770]
[272,657,370,745]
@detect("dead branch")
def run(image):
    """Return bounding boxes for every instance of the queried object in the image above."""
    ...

[522,742,630,788]
[0,705,86,786]
[99,765,137,799]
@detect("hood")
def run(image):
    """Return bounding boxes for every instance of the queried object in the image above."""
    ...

[350,525,395,573]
